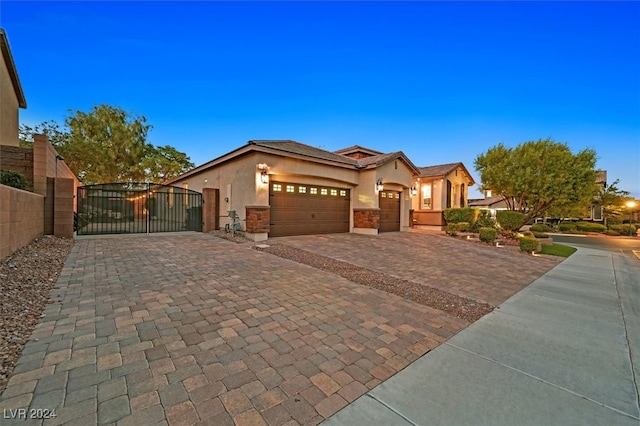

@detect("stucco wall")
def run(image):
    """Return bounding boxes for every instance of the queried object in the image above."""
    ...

[0,184,44,259]
[0,145,33,188]
[0,55,20,147]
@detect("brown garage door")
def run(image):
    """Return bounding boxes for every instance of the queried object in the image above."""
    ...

[379,190,400,232]
[269,182,350,237]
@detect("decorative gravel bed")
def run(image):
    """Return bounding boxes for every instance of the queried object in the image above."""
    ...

[0,236,74,392]
[254,243,494,323]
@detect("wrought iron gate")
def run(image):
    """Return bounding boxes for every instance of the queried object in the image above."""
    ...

[76,183,202,235]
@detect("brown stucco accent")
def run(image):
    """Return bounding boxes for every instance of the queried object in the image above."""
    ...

[353,208,380,229]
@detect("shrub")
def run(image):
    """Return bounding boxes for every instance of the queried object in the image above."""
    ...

[456,222,470,232]
[444,208,479,226]
[603,230,619,236]
[520,230,535,238]
[471,211,495,232]
[479,227,497,243]
[575,222,607,233]
[446,223,459,236]
[530,223,552,232]
[558,223,577,233]
[0,170,28,190]
[609,224,637,235]
[496,210,525,231]
[519,237,541,253]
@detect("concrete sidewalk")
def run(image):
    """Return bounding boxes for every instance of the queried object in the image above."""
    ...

[324,247,640,425]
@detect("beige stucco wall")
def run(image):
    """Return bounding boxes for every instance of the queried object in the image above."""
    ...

[172,151,417,235]
[0,55,20,147]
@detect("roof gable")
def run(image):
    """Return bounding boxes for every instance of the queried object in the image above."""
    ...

[333,145,384,159]
[249,140,359,166]
[418,162,475,185]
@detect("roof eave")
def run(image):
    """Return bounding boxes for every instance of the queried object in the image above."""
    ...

[0,30,27,108]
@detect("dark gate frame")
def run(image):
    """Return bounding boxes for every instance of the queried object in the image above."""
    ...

[76,182,203,236]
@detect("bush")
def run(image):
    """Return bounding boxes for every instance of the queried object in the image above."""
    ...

[0,170,28,190]
[444,208,479,226]
[558,223,577,232]
[471,211,495,232]
[575,222,607,233]
[530,223,552,232]
[446,223,459,236]
[603,230,619,236]
[479,227,497,243]
[609,224,637,235]
[456,222,470,232]
[496,210,525,231]
[519,237,541,253]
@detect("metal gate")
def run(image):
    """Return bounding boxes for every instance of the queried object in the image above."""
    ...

[76,183,202,235]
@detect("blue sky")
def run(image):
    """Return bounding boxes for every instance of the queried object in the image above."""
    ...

[2,1,639,198]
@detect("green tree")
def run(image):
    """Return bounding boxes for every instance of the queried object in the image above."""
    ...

[20,105,194,184]
[474,138,597,223]
[142,145,195,182]
[596,179,630,226]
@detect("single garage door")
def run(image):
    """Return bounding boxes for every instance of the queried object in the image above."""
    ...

[270,182,350,237]
[379,190,400,232]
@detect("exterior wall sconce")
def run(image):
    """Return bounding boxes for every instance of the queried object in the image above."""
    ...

[257,163,269,184]
[376,178,384,192]
[410,185,417,197]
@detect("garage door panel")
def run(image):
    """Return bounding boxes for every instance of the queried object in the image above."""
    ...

[270,182,350,237]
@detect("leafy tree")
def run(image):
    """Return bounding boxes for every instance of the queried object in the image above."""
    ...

[142,145,195,182]
[474,138,597,223]
[596,179,630,226]
[20,105,194,184]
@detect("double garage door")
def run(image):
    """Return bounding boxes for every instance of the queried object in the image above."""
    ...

[269,182,350,237]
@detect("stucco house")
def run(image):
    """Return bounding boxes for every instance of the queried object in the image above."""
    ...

[468,189,510,219]
[167,140,419,241]
[0,29,27,148]
[411,162,475,228]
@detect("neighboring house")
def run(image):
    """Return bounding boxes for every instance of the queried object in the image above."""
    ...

[411,162,475,228]
[167,140,419,241]
[0,29,27,148]
[468,189,510,219]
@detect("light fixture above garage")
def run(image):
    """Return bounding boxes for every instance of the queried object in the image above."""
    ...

[376,178,384,192]
[257,163,269,184]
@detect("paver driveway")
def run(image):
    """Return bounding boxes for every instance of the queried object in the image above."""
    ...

[272,231,562,306]
[0,233,472,426]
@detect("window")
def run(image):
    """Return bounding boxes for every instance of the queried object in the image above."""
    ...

[395,193,400,199]
[340,190,346,196]
[321,188,328,195]
[310,187,318,194]
[422,184,432,209]
[381,192,387,198]
[299,186,307,193]
[286,185,295,193]
[273,184,282,191]
[330,189,337,196]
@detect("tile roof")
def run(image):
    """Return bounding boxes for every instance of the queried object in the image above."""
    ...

[333,145,384,156]
[468,196,505,207]
[418,163,462,178]
[249,140,359,166]
[0,29,26,108]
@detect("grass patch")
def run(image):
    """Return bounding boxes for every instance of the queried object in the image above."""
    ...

[540,244,577,257]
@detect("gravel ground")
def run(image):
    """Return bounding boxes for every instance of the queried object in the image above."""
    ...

[254,243,494,323]
[0,236,74,392]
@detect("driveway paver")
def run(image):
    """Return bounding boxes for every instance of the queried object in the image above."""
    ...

[0,233,473,425]
[271,231,562,306]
